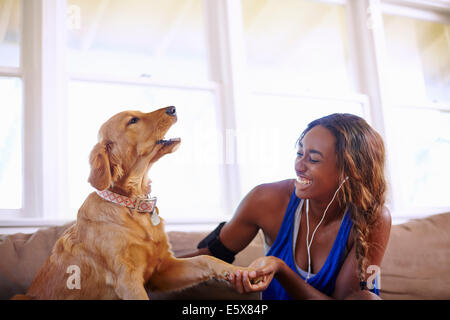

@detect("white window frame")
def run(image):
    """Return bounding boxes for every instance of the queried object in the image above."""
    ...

[0,1,24,221]
[66,0,244,227]
[0,0,69,229]
[379,0,450,221]
[0,0,247,230]
[1,0,450,232]
[0,63,22,219]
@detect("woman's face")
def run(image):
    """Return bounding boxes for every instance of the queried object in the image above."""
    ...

[294,125,341,202]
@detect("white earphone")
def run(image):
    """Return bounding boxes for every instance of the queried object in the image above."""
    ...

[304,175,349,281]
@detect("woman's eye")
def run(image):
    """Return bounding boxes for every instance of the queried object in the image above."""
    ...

[128,117,139,125]
[298,151,319,163]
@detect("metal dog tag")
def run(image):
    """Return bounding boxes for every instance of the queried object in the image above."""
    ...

[151,207,160,226]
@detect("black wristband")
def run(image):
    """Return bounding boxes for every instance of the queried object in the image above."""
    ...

[208,236,236,264]
[197,221,226,249]
[197,221,236,263]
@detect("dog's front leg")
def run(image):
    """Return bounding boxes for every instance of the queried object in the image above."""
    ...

[147,255,252,293]
[114,272,149,300]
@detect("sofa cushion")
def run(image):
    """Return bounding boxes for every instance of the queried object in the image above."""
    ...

[380,212,450,300]
[0,222,75,300]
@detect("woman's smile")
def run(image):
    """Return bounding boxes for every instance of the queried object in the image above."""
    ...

[295,175,312,190]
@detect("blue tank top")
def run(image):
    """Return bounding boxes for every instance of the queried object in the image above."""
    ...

[262,190,380,299]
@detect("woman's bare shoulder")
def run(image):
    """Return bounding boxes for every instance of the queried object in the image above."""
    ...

[233,179,294,239]
[380,206,392,226]
[373,205,392,239]
[247,179,295,204]
[239,179,295,219]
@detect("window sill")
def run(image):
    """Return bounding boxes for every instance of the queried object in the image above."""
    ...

[0,217,221,235]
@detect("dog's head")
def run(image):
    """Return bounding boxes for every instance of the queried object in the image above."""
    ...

[88,106,181,195]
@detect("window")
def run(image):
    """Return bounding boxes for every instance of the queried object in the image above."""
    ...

[0,0,22,212]
[1,0,450,231]
[235,94,365,194]
[383,15,450,104]
[0,77,22,209]
[67,0,208,80]
[242,0,353,94]
[67,81,223,220]
[388,107,450,208]
[238,0,367,193]
[65,0,225,222]
[0,0,20,68]
[383,13,450,214]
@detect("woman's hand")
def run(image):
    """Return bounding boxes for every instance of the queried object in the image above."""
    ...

[228,256,284,294]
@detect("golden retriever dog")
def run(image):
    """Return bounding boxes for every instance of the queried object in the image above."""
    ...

[15,106,256,300]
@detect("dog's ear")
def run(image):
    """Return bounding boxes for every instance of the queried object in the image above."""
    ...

[108,150,124,181]
[88,142,112,191]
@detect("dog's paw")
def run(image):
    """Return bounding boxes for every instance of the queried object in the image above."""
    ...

[250,276,264,285]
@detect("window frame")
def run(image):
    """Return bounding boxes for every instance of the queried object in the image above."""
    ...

[1,0,450,231]
[379,0,450,220]
[0,67,22,219]
[0,0,69,225]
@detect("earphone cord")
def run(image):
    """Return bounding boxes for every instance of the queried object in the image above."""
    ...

[305,177,348,281]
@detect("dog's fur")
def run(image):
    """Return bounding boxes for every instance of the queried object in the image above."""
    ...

[15,107,253,300]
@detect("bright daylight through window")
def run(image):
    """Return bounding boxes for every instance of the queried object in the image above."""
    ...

[0,0,449,226]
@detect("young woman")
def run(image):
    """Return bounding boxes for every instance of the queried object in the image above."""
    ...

[185,113,391,300]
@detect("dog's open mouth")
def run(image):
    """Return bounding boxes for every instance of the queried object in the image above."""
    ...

[154,136,181,158]
[156,137,181,146]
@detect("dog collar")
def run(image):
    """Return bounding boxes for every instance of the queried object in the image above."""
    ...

[96,190,160,225]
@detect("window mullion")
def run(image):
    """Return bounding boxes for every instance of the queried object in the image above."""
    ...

[21,0,68,219]
[347,0,388,134]
[346,0,397,211]
[21,0,44,218]
[203,0,248,214]
[40,0,68,220]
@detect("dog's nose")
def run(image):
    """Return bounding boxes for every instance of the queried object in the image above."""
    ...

[165,106,176,116]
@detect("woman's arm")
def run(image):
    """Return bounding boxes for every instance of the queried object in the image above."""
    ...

[178,184,273,258]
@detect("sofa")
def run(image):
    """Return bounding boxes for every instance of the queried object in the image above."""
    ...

[1,212,449,300]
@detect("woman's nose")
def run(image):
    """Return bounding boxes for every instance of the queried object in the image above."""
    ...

[295,156,307,173]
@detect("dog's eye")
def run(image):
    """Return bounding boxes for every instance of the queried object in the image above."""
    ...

[128,117,139,125]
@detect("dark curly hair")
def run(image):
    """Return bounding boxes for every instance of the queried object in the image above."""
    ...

[298,113,387,282]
